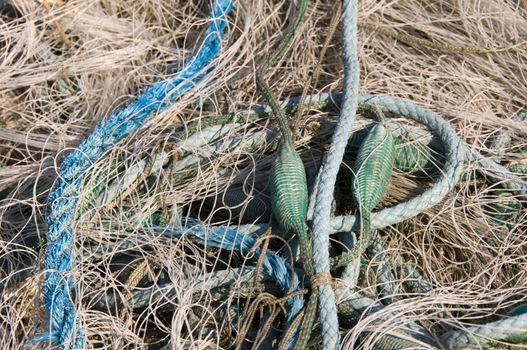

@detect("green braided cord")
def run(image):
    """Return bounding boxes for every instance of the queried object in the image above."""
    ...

[92,266,435,349]
[293,290,319,350]
[331,116,397,270]
[254,0,314,348]
[255,0,309,145]
[255,73,294,144]
[191,96,331,130]
[73,129,275,254]
[176,123,243,151]
[329,250,355,270]
[93,207,169,234]
[87,266,436,349]
[263,0,309,70]
[270,142,311,271]
[93,150,160,211]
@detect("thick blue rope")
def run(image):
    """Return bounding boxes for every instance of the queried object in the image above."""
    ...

[164,218,304,331]
[37,1,233,347]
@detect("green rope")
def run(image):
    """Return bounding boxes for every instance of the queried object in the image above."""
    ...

[253,0,316,349]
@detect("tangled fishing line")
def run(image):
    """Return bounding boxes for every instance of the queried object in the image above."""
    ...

[1,0,527,349]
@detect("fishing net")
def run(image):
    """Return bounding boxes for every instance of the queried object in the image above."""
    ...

[1,0,526,349]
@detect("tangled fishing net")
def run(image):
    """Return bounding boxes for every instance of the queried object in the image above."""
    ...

[1,0,527,349]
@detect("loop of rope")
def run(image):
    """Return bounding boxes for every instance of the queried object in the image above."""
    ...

[310,0,360,348]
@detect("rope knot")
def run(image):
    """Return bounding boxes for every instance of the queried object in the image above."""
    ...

[310,272,340,290]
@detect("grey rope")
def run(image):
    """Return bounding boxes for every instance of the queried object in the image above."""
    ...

[336,231,361,300]
[440,313,527,349]
[87,267,259,311]
[76,88,527,348]
[90,90,519,239]
[310,0,360,347]
[99,91,522,240]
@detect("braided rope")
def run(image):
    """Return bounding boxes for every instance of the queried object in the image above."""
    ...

[31,2,527,343]
[310,0,360,348]
[36,1,233,347]
[440,313,527,349]
[148,90,520,239]
[228,90,524,235]
[171,219,304,328]
[88,267,259,311]
[328,93,466,232]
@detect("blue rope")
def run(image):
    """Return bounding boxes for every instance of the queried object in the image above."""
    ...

[164,218,304,333]
[37,1,233,347]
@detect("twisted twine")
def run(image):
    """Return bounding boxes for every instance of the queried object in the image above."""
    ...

[64,86,526,348]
